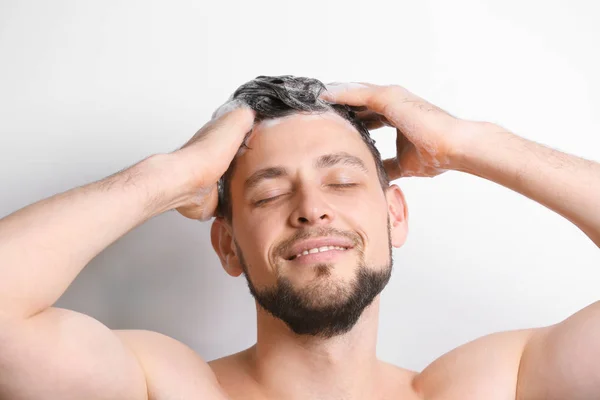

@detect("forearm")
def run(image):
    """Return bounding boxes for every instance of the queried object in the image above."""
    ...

[453,122,600,247]
[0,153,187,319]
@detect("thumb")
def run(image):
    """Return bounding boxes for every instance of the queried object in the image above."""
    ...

[202,105,255,156]
[320,82,380,106]
[181,102,255,156]
[175,103,255,186]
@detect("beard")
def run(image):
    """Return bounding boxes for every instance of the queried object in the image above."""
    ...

[235,219,393,339]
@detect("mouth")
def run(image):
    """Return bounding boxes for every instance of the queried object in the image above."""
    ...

[287,245,352,261]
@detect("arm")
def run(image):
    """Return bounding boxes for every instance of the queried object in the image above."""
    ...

[454,122,600,248]
[454,123,600,399]
[0,154,184,320]
[0,154,174,399]
[0,106,254,399]
[0,157,169,399]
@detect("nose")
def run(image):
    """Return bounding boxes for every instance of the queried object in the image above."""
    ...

[289,185,335,227]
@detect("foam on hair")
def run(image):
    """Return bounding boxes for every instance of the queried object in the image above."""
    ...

[232,76,330,119]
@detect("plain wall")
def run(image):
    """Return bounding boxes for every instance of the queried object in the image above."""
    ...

[1,0,599,371]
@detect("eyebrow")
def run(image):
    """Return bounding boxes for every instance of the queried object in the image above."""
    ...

[244,167,288,191]
[244,152,369,191]
[314,152,368,173]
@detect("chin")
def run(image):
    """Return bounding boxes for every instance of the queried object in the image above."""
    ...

[245,262,392,338]
[295,279,356,309]
[283,263,357,294]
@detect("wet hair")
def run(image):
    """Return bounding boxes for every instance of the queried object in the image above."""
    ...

[215,75,389,221]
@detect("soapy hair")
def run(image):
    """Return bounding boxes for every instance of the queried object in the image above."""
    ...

[215,75,389,221]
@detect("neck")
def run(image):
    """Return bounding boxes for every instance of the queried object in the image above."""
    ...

[249,297,382,400]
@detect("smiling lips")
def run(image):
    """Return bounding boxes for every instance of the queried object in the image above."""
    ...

[284,237,355,261]
[291,245,350,260]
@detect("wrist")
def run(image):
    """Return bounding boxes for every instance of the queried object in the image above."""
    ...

[448,121,506,175]
[133,153,196,215]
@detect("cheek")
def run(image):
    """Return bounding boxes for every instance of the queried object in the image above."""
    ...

[367,217,392,266]
[232,213,282,281]
[343,191,390,264]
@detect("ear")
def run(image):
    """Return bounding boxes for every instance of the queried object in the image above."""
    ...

[210,218,244,277]
[385,184,409,248]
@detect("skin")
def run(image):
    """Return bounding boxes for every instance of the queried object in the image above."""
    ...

[0,82,598,399]
[213,112,403,298]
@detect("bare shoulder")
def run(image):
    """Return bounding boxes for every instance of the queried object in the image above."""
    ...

[208,348,251,374]
[411,328,539,399]
[115,329,229,400]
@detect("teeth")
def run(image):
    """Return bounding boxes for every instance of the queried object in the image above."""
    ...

[292,246,349,260]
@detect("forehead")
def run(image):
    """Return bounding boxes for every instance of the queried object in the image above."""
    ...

[233,112,373,177]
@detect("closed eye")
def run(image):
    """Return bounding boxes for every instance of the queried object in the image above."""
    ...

[328,183,358,189]
[254,184,357,206]
[254,194,286,206]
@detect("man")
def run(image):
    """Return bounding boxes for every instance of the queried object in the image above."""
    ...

[0,75,598,399]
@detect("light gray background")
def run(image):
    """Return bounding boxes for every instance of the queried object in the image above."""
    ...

[1,0,598,372]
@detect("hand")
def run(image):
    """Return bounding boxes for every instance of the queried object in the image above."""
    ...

[320,83,476,179]
[170,103,255,220]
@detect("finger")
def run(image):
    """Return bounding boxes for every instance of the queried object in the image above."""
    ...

[321,83,419,128]
[383,158,402,181]
[332,103,393,130]
[211,98,250,120]
[354,110,393,130]
[319,82,380,105]
[363,119,387,131]
[320,83,397,129]
[347,105,369,112]
[181,103,255,156]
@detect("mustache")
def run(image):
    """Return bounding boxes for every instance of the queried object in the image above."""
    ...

[274,227,362,258]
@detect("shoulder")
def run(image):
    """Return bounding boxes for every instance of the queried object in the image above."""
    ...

[115,329,229,399]
[411,328,539,399]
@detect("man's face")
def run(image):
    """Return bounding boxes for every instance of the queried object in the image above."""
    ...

[220,112,402,337]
